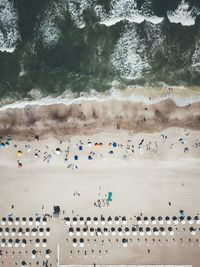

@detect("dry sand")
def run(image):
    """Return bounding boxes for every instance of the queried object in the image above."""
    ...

[0,126,200,266]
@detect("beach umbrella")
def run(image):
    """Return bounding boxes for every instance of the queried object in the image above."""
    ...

[114,216,119,225]
[113,142,117,148]
[153,227,159,236]
[21,261,27,267]
[79,145,83,151]
[125,227,130,236]
[132,227,137,236]
[8,217,13,225]
[151,216,156,225]
[18,227,23,237]
[28,217,33,226]
[42,217,47,225]
[17,151,23,158]
[31,250,37,259]
[69,227,74,236]
[93,217,98,225]
[165,216,171,225]
[21,217,26,225]
[76,227,81,236]
[25,228,30,236]
[180,216,186,224]
[87,141,92,147]
[83,227,88,236]
[88,155,93,160]
[1,239,6,247]
[86,217,91,225]
[187,216,193,224]
[194,215,200,224]
[72,238,77,247]
[144,216,149,225]
[79,217,84,225]
[35,217,40,226]
[35,238,40,247]
[146,227,151,236]
[65,217,70,225]
[137,216,142,225]
[122,238,128,247]
[160,227,166,236]
[97,228,102,236]
[15,217,20,225]
[21,239,27,247]
[42,238,47,247]
[168,227,174,236]
[74,155,78,160]
[72,217,78,225]
[118,227,123,236]
[8,239,13,247]
[11,228,16,237]
[190,227,196,235]
[46,227,50,236]
[139,227,144,236]
[45,249,51,259]
[0,228,2,236]
[103,227,109,236]
[101,216,105,225]
[89,227,95,236]
[4,227,9,236]
[39,228,44,236]
[122,216,127,225]
[32,228,37,236]
[34,153,39,158]
[55,148,61,155]
[80,238,84,247]
[111,227,116,236]
[108,216,113,225]
[1,217,6,225]
[172,216,179,225]
[14,239,20,247]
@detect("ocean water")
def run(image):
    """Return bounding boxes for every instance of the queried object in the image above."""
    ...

[0,0,200,107]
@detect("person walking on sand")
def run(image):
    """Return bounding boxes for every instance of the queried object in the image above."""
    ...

[169,202,171,206]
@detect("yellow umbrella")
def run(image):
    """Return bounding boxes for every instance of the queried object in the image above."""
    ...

[17,151,23,158]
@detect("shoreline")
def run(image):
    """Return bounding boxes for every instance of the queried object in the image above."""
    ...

[0,97,199,140]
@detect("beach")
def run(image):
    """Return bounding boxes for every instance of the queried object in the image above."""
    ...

[0,113,200,266]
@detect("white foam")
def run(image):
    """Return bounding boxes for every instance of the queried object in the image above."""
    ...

[0,85,199,111]
[0,0,20,52]
[167,0,199,26]
[192,33,200,70]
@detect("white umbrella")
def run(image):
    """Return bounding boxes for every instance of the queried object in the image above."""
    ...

[73,217,78,226]
[122,216,127,225]
[93,217,98,225]
[69,227,74,236]
[86,217,92,225]
[39,228,44,236]
[146,227,152,236]
[42,238,47,247]
[1,239,5,247]
[46,227,50,236]
[139,227,144,236]
[90,227,95,236]
[4,228,9,236]
[118,227,123,236]
[21,217,26,226]
[160,227,166,236]
[125,227,130,236]
[80,238,84,247]
[8,239,13,247]
[35,238,40,247]
[111,227,116,236]
[158,216,164,225]
[83,227,88,236]
[11,228,16,237]
[28,217,33,226]
[65,217,70,226]
[172,216,179,225]
[21,239,27,247]
[25,228,30,236]
[122,238,128,247]
[1,217,6,226]
[55,148,61,155]
[32,228,37,236]
[31,250,37,259]
[15,217,20,226]
[72,238,77,247]
[132,227,137,236]
[153,227,159,236]
[45,250,50,259]
[143,216,149,225]
[103,227,109,236]
[137,216,142,225]
[187,216,193,224]
[165,216,171,225]
[114,216,119,225]
[168,227,174,236]
[151,216,156,225]
[14,239,20,247]
[76,227,81,236]
[79,217,84,225]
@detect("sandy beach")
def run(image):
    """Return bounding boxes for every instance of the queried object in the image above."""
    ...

[0,116,200,266]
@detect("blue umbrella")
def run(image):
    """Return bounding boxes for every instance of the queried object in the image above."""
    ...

[74,155,78,160]
[113,142,117,148]
[79,146,83,151]
[88,155,93,160]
